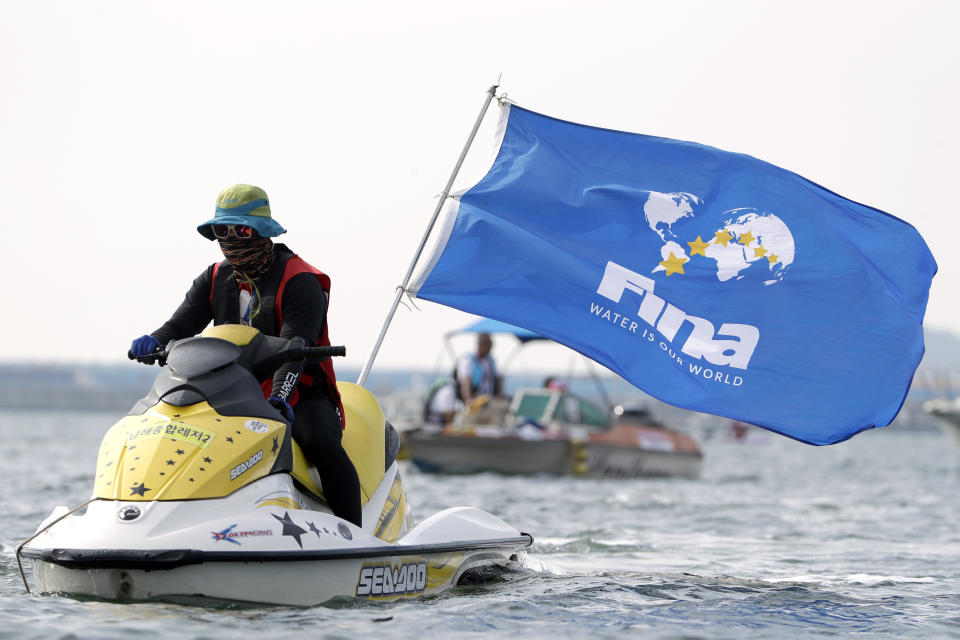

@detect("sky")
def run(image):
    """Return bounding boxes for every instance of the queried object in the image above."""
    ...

[2,0,958,376]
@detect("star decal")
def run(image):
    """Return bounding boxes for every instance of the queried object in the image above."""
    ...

[659,252,688,276]
[767,253,780,264]
[226,436,234,444]
[714,229,732,246]
[687,235,710,257]
[159,472,165,476]
[166,459,176,466]
[175,449,185,455]
[203,456,213,463]
[129,483,150,497]
[211,524,240,545]
[307,521,322,537]
[272,511,308,549]
[754,246,768,258]
[235,430,241,435]
[271,436,279,455]
[199,467,206,472]
[738,231,755,245]
[105,461,113,467]
[128,445,137,450]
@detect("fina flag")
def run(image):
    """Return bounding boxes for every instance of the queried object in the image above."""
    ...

[411,105,936,445]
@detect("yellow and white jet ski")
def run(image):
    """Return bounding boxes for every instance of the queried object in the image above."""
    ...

[18,325,531,605]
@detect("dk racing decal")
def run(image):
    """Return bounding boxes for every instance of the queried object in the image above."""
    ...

[356,561,427,598]
[211,523,274,545]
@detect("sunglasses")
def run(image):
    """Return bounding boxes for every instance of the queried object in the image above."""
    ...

[211,224,254,239]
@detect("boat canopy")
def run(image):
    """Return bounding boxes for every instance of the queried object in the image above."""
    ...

[447,318,545,343]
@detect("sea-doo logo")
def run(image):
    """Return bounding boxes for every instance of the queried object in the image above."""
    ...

[117,505,142,522]
[594,260,759,371]
[230,449,264,481]
[244,419,270,434]
[356,561,427,598]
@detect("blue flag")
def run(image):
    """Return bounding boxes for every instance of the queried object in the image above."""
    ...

[412,105,936,445]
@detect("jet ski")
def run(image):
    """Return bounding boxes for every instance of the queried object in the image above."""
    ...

[18,325,532,606]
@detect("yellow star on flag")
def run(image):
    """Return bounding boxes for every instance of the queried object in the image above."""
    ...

[659,252,688,276]
[714,229,732,246]
[687,236,710,256]
[754,246,768,258]
[767,253,779,264]
[738,231,755,245]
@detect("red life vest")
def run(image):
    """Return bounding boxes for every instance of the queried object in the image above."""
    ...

[210,252,345,429]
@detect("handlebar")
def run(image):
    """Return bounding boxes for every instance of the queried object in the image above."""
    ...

[127,349,167,366]
[248,342,345,374]
[287,345,347,361]
[127,339,345,368]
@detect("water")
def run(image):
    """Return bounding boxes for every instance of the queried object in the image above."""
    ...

[2,408,959,638]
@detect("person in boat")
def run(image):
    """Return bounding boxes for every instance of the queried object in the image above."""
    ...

[423,377,459,424]
[129,184,362,527]
[454,332,502,407]
[543,376,568,391]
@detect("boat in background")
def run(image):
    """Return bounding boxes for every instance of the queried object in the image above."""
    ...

[406,319,702,479]
[923,397,960,449]
[408,387,702,479]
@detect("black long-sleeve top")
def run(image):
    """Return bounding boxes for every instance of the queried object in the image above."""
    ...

[151,254,328,402]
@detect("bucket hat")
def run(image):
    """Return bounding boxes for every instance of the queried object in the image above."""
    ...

[197,184,287,240]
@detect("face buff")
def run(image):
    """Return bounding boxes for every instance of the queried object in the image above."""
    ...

[218,236,276,284]
[218,236,276,324]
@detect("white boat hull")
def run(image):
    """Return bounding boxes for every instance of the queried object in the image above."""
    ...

[22,467,531,605]
[408,431,702,479]
[31,543,524,606]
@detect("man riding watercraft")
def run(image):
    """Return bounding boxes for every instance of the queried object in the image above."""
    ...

[130,184,361,526]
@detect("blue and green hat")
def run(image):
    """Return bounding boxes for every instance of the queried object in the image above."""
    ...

[197,184,287,240]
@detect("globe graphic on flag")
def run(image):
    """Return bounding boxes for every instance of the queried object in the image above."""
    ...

[642,191,795,285]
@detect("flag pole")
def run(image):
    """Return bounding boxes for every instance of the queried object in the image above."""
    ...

[357,83,500,387]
